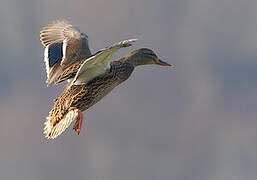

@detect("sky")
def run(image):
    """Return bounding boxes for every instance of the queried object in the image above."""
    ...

[1,0,257,179]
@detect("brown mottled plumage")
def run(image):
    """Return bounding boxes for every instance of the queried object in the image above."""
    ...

[54,60,84,84]
[44,48,171,139]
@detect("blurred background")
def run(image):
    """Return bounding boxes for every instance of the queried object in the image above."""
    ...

[1,0,257,179]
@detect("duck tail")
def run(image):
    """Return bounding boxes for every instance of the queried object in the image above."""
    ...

[44,109,79,139]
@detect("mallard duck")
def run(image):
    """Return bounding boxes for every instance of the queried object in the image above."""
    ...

[43,45,171,139]
[40,19,92,85]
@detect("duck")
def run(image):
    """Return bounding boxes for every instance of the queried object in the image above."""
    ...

[43,45,172,139]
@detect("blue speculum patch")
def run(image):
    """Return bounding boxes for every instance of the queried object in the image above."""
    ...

[48,42,63,67]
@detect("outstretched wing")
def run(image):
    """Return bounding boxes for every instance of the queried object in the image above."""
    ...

[40,19,92,85]
[72,39,137,85]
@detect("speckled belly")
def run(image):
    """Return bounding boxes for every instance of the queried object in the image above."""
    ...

[83,83,119,110]
[69,61,134,111]
[71,78,121,111]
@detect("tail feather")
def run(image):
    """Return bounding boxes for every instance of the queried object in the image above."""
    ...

[44,109,78,139]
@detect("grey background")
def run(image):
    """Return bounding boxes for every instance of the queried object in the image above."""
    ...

[1,0,257,179]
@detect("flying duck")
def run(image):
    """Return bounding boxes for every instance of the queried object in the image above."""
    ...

[41,20,171,139]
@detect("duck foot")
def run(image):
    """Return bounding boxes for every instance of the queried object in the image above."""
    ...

[73,109,83,135]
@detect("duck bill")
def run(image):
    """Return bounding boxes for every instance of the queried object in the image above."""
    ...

[155,59,172,66]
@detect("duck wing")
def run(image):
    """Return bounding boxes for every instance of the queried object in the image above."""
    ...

[72,39,137,85]
[40,19,91,85]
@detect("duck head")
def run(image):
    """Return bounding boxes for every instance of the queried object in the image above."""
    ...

[127,48,171,67]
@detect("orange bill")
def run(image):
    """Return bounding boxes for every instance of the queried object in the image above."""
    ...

[155,59,172,66]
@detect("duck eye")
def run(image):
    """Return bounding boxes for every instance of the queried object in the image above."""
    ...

[148,53,157,58]
[144,51,155,57]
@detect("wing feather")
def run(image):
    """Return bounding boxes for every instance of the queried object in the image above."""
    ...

[40,19,91,85]
[73,39,137,85]
[54,61,84,84]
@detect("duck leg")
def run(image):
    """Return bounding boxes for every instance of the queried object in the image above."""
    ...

[73,109,84,135]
